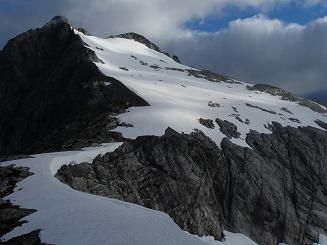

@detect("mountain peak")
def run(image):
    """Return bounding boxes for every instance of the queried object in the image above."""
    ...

[44,16,69,28]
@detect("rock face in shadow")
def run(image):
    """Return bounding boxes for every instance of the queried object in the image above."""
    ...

[2,229,43,245]
[186,69,237,83]
[315,119,327,130]
[57,128,226,239]
[0,16,148,156]
[221,123,327,244]
[0,165,42,244]
[56,123,327,245]
[215,118,241,139]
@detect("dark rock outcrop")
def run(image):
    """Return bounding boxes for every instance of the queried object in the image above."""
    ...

[221,123,327,244]
[215,118,241,139]
[171,55,181,63]
[0,16,148,156]
[57,123,327,245]
[0,165,32,197]
[186,69,240,84]
[208,101,220,108]
[56,128,226,239]
[247,84,327,113]
[315,119,327,130]
[246,103,277,114]
[199,118,215,129]
[76,28,91,36]
[2,229,43,245]
[0,165,41,244]
[43,16,68,27]
[280,107,293,115]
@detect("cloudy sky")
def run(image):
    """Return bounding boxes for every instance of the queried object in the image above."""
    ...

[1,0,327,99]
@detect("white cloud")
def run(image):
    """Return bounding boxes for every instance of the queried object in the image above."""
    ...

[303,0,327,7]
[164,15,327,94]
[62,0,294,41]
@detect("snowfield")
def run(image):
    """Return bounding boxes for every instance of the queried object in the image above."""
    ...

[75,29,327,148]
[2,145,257,245]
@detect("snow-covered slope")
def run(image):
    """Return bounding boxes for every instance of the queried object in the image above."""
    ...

[1,146,257,245]
[75,29,327,147]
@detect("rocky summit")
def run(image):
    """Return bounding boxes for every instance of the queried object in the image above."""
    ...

[1,16,327,245]
[0,16,147,156]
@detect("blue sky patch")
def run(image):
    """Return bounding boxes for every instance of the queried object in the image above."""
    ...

[185,3,327,32]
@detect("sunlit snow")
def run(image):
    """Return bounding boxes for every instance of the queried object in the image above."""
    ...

[75,29,327,148]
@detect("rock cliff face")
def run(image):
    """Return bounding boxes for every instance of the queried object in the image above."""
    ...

[221,123,327,244]
[57,128,226,239]
[57,123,327,245]
[247,84,327,113]
[0,165,41,244]
[0,16,148,156]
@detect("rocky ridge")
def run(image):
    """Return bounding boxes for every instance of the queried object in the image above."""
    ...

[56,122,327,245]
[107,32,181,63]
[247,84,327,113]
